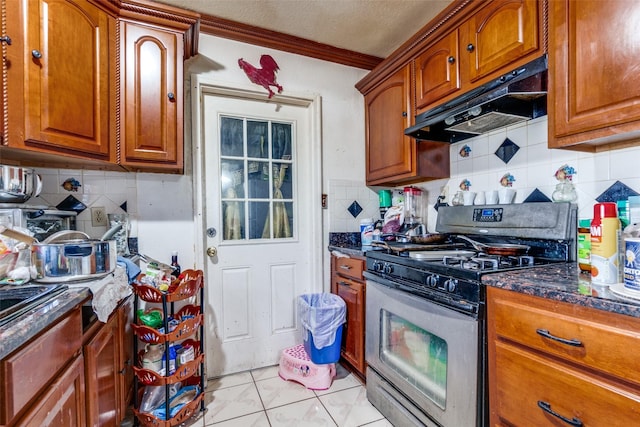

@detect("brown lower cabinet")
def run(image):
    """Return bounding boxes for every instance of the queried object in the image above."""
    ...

[330,254,366,377]
[487,287,640,426]
[84,295,134,427]
[0,294,133,427]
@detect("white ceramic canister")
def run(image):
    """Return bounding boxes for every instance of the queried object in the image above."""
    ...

[624,237,640,291]
[360,218,374,246]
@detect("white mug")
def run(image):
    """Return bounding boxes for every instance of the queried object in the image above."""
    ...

[485,191,499,205]
[498,188,516,204]
[463,191,476,206]
[474,191,486,205]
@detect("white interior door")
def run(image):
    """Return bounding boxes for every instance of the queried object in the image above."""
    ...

[195,83,322,377]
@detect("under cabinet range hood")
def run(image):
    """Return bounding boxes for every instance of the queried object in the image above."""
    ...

[406,55,548,143]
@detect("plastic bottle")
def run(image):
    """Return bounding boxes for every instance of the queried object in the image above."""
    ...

[590,202,620,284]
[623,222,640,291]
[577,219,591,273]
[360,218,374,246]
[142,344,164,373]
[171,251,181,278]
[161,344,177,376]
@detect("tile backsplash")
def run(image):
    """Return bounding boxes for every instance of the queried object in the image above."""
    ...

[327,179,379,232]
[415,116,640,231]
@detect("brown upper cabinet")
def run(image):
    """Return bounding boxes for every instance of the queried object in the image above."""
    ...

[358,0,542,186]
[548,0,640,151]
[119,19,185,172]
[4,0,117,166]
[364,65,450,186]
[1,0,198,173]
[415,0,541,115]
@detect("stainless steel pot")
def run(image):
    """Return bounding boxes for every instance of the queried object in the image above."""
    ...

[0,166,43,203]
[31,239,117,283]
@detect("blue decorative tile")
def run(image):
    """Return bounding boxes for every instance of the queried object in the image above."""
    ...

[56,195,87,214]
[347,201,363,218]
[120,201,127,212]
[595,181,640,203]
[523,188,552,203]
[494,138,520,164]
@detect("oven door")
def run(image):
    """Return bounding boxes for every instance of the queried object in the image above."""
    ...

[366,277,480,427]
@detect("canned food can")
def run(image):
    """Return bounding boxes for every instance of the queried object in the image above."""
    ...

[624,237,640,291]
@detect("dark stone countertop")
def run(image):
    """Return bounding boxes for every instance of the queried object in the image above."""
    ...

[328,244,368,258]
[0,287,91,360]
[482,263,640,319]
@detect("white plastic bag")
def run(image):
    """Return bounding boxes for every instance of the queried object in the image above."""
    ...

[298,293,346,349]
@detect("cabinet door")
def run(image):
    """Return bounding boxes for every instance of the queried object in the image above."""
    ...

[16,355,86,427]
[118,295,134,416]
[365,64,414,185]
[463,0,539,83]
[549,0,640,149]
[84,313,120,427]
[120,20,184,172]
[335,277,365,375]
[20,0,114,157]
[415,30,460,112]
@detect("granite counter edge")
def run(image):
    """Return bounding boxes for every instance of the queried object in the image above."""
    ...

[482,264,640,319]
[0,288,91,360]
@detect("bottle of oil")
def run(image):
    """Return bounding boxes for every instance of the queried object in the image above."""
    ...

[170,251,181,278]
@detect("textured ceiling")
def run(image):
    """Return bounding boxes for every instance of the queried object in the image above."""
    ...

[152,0,454,58]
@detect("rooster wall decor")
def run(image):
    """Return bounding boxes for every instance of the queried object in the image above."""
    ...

[238,55,283,98]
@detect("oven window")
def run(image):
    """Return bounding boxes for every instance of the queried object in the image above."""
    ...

[379,309,448,409]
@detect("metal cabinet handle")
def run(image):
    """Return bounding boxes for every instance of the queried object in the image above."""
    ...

[339,265,352,270]
[338,281,349,287]
[537,401,583,426]
[447,56,455,64]
[466,43,475,52]
[31,49,42,59]
[536,329,583,347]
[0,36,11,45]
[168,92,175,101]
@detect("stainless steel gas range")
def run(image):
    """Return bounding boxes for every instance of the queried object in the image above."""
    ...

[364,202,577,427]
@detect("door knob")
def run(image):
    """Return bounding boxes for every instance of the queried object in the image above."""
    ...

[206,247,217,257]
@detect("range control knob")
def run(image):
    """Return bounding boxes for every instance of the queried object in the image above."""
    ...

[383,263,394,274]
[425,274,439,288]
[372,261,384,272]
[444,278,458,293]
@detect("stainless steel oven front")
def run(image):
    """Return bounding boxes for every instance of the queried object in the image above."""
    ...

[365,277,483,427]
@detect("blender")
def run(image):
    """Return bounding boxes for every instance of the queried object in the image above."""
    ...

[402,186,425,236]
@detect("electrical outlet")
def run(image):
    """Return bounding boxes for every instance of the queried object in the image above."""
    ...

[91,207,107,227]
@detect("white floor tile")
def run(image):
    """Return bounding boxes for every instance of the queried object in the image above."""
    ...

[266,398,337,427]
[251,364,280,381]
[255,376,317,409]
[204,382,264,424]
[314,364,362,396]
[319,386,385,427]
[205,411,270,426]
[208,371,254,390]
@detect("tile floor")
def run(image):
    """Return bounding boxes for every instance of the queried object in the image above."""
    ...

[178,363,392,427]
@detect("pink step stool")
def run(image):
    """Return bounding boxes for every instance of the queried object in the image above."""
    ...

[278,344,336,390]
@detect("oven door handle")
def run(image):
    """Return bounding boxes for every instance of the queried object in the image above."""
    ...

[536,328,583,347]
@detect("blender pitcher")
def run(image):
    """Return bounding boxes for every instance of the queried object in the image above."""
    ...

[403,186,423,227]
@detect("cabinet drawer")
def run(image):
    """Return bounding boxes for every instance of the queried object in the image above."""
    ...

[492,342,640,426]
[1,308,82,423]
[489,288,640,386]
[334,257,364,281]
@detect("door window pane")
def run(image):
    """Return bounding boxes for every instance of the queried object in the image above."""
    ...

[220,116,295,242]
[220,117,244,157]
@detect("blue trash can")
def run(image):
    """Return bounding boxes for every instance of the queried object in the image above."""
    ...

[298,293,346,364]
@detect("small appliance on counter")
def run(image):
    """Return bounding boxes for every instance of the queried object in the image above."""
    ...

[0,206,77,242]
